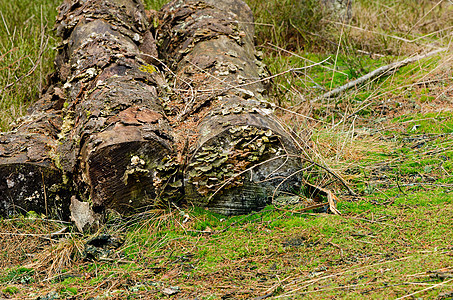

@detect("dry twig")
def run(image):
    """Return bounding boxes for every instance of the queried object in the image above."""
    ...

[395,278,453,300]
[313,48,448,102]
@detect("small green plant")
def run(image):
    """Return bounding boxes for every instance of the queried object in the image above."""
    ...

[2,286,19,295]
[61,287,78,296]
[1,267,34,284]
[143,0,168,10]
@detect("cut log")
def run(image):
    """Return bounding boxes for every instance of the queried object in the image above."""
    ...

[0,0,180,219]
[1,0,307,219]
[0,107,70,218]
[159,0,303,215]
[54,0,181,214]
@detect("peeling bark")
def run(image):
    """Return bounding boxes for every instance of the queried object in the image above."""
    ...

[54,0,181,214]
[1,0,305,218]
[159,0,303,215]
[0,0,181,218]
[0,108,69,218]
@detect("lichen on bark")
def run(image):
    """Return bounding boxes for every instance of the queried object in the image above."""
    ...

[159,0,303,215]
[52,0,182,214]
[1,0,306,219]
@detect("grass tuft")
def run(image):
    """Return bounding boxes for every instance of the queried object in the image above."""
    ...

[0,0,60,131]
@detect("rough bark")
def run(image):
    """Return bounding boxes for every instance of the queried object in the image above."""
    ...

[0,102,69,218]
[0,56,77,218]
[0,0,181,218]
[1,0,306,218]
[54,0,181,214]
[159,0,303,215]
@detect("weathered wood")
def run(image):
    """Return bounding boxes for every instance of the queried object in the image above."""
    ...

[0,14,82,218]
[159,0,303,215]
[0,107,70,218]
[54,0,181,214]
[1,0,307,218]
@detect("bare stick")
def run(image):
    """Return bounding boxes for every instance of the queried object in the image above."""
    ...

[395,278,453,300]
[313,48,448,102]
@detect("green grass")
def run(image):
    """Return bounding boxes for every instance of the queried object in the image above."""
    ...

[1,0,453,299]
[4,196,452,298]
[246,0,329,50]
[1,195,452,298]
[1,266,35,284]
[2,286,19,295]
[394,111,453,134]
[143,0,168,10]
[0,0,60,131]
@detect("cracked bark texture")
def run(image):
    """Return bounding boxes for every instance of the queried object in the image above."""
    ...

[54,0,181,214]
[0,109,69,218]
[0,45,72,218]
[1,0,305,219]
[159,0,303,215]
[0,0,181,218]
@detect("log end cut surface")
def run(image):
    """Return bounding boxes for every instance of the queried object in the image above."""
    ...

[0,163,69,219]
[82,124,181,215]
[185,113,303,215]
[0,116,70,219]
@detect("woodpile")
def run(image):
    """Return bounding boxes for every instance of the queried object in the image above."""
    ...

[0,0,303,219]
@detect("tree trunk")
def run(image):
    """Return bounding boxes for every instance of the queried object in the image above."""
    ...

[1,0,305,218]
[0,109,69,218]
[0,0,182,218]
[159,0,303,215]
[54,0,181,214]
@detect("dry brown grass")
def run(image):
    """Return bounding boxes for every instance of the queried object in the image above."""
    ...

[24,236,84,279]
[348,0,453,55]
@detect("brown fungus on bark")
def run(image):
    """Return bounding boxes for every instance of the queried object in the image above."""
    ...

[0,0,179,219]
[159,0,303,215]
[1,0,307,219]
[54,0,181,215]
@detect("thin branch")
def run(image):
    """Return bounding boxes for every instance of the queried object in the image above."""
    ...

[329,21,453,44]
[313,48,448,102]
[169,57,332,94]
[395,278,453,300]
[265,42,348,76]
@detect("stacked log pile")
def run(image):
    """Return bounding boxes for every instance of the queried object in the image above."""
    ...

[0,0,304,219]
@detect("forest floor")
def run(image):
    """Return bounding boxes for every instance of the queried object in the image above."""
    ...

[1,0,453,299]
